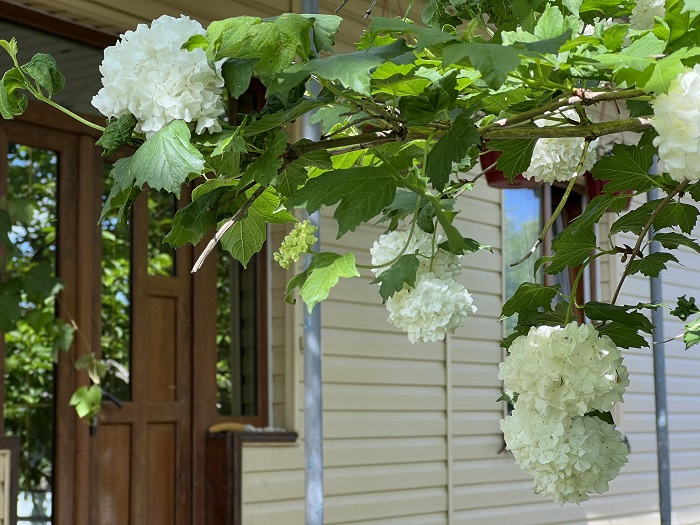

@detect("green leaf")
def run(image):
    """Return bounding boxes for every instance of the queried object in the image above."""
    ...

[21,53,64,95]
[276,39,413,97]
[671,295,699,320]
[164,185,235,247]
[497,390,520,404]
[584,301,654,333]
[182,34,208,51]
[611,200,700,236]
[422,0,463,28]
[286,252,360,311]
[222,58,258,99]
[652,232,700,254]
[500,282,560,319]
[684,318,700,349]
[397,71,459,125]
[441,42,522,89]
[301,14,343,53]
[220,187,295,267]
[426,112,480,191]
[368,17,458,50]
[96,114,138,156]
[301,252,359,311]
[591,143,656,193]
[240,129,288,187]
[0,68,28,119]
[25,261,63,303]
[211,14,313,79]
[539,227,597,275]
[0,38,18,58]
[285,166,397,237]
[523,29,573,54]
[371,254,420,301]
[598,321,649,348]
[628,252,679,277]
[534,4,565,39]
[69,385,103,419]
[243,99,328,136]
[51,320,74,354]
[641,57,687,94]
[123,120,205,196]
[486,139,537,181]
[0,284,21,332]
[273,149,332,197]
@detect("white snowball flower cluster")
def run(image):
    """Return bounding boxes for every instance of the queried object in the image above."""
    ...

[273,220,318,269]
[630,0,665,30]
[522,110,599,184]
[370,229,476,343]
[652,65,700,182]
[499,322,629,504]
[385,273,476,343]
[370,229,462,280]
[498,322,629,417]
[92,15,225,138]
[501,410,629,504]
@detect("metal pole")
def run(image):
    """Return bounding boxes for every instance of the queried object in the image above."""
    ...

[301,3,323,524]
[648,183,672,525]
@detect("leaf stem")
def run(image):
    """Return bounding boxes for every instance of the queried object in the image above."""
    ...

[610,180,690,304]
[35,95,106,132]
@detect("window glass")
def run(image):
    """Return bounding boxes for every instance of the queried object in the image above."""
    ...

[503,188,543,333]
[147,190,176,277]
[216,251,259,417]
[101,163,132,401]
[3,144,58,524]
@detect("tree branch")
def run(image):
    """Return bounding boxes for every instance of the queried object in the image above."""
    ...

[483,117,652,140]
[480,88,648,134]
[610,180,690,304]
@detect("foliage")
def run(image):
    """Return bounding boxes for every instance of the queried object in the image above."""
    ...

[5,0,700,504]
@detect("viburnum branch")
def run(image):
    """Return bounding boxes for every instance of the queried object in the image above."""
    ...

[610,180,691,304]
[190,185,266,273]
[481,88,648,134]
[511,139,592,267]
[483,117,651,140]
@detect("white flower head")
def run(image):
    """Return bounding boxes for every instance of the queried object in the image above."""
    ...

[630,0,666,30]
[652,65,700,181]
[523,110,599,183]
[498,322,629,416]
[501,409,629,504]
[385,273,477,343]
[273,220,318,269]
[580,17,614,36]
[370,229,462,280]
[92,14,225,138]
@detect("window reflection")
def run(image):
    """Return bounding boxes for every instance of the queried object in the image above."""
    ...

[3,144,58,524]
[503,188,543,333]
[101,163,132,401]
[216,251,259,417]
[147,191,176,277]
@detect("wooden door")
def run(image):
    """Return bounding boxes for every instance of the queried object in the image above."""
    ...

[2,108,197,525]
[88,188,194,525]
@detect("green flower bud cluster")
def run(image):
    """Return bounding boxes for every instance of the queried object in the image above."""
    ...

[273,220,318,269]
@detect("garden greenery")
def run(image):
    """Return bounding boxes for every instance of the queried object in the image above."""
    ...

[3,0,700,503]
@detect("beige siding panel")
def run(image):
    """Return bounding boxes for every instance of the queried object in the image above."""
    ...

[325,488,447,524]
[324,383,446,411]
[322,410,446,439]
[323,354,445,386]
[324,437,447,468]
[322,327,444,361]
[333,513,446,525]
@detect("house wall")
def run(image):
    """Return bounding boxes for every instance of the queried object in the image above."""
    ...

[4,0,700,523]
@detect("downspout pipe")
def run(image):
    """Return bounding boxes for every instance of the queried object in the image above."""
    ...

[648,181,672,524]
[301,2,323,525]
